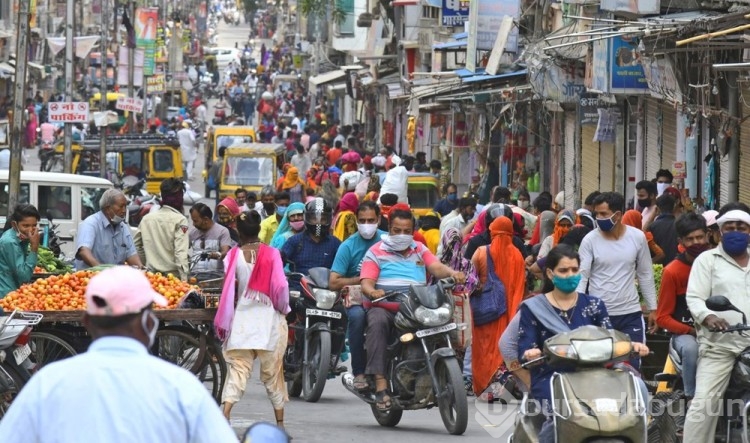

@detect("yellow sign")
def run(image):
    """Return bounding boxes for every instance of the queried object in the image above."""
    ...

[146,74,165,94]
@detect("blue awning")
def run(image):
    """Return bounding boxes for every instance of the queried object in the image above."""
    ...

[459,69,528,84]
[433,41,467,50]
[425,0,441,7]
[453,32,468,40]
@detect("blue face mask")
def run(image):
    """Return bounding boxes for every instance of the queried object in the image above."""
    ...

[447,193,458,202]
[595,212,619,232]
[552,273,581,294]
[722,231,750,256]
[276,205,288,216]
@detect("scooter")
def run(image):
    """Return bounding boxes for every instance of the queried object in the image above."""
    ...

[509,326,647,442]
[284,268,348,403]
[0,310,43,419]
[341,278,469,435]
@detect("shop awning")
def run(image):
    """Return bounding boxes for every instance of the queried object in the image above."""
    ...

[309,70,346,87]
[387,83,404,98]
[27,62,46,79]
[433,41,467,50]
[392,0,418,5]
[460,69,527,84]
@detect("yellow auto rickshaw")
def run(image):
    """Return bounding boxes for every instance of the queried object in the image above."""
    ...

[204,125,258,194]
[377,172,439,218]
[89,92,129,129]
[218,143,285,200]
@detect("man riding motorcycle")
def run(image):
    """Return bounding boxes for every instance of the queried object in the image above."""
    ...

[359,207,465,411]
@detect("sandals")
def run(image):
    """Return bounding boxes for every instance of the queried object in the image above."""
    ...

[375,390,392,412]
[352,375,369,391]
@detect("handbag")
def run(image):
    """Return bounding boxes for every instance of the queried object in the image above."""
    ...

[470,246,508,326]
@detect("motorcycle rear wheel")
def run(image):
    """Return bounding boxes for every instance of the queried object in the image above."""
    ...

[436,357,468,435]
[647,391,684,443]
[370,403,403,427]
[0,363,24,419]
[302,329,330,403]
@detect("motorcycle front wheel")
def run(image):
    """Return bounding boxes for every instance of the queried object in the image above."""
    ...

[302,329,330,403]
[435,357,468,435]
[370,403,403,427]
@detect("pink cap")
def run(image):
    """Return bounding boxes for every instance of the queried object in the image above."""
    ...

[85,266,168,316]
[702,210,719,228]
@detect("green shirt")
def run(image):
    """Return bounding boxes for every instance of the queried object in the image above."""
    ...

[0,228,38,298]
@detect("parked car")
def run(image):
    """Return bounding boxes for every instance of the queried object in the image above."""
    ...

[204,47,241,69]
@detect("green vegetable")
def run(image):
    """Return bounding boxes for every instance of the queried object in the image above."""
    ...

[33,246,73,274]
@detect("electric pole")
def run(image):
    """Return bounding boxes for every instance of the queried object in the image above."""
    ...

[63,0,75,173]
[8,0,31,216]
[100,0,109,178]
[128,0,136,133]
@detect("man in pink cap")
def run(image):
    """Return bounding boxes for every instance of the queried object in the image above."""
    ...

[0,266,237,442]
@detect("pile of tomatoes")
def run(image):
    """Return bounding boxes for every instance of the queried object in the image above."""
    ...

[0,270,198,312]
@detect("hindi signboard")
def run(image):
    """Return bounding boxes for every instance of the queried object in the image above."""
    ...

[47,102,90,123]
[115,97,144,113]
[146,74,165,94]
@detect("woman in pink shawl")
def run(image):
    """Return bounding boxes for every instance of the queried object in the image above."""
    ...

[215,210,291,429]
[24,100,37,149]
[463,209,488,245]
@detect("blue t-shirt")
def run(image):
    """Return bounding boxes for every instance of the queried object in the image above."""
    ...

[281,232,341,278]
[331,230,386,278]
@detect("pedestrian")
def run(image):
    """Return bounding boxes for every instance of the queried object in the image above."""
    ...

[217,197,242,245]
[269,202,305,250]
[189,203,232,274]
[647,193,680,264]
[432,183,458,217]
[636,180,658,230]
[332,192,359,242]
[178,122,198,180]
[0,204,41,298]
[621,209,666,264]
[75,189,143,270]
[277,166,306,203]
[215,211,291,429]
[0,266,238,442]
[134,179,190,280]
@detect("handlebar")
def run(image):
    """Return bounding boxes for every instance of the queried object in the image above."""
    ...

[370,291,401,304]
[709,324,750,333]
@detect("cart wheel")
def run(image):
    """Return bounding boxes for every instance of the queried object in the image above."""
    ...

[153,329,222,402]
[29,331,77,368]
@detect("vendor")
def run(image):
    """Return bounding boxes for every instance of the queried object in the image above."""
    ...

[0,204,41,298]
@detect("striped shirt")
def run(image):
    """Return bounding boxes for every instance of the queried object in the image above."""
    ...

[360,241,439,293]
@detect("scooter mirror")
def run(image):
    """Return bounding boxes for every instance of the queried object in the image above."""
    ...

[706,295,747,324]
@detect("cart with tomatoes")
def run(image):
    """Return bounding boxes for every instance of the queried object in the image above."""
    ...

[2,269,227,402]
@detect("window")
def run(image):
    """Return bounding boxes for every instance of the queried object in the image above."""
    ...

[37,185,72,220]
[0,183,30,217]
[408,184,438,209]
[223,157,274,186]
[153,150,174,172]
[422,6,439,19]
[337,0,355,36]
[81,187,108,220]
[122,150,145,176]
[217,135,253,149]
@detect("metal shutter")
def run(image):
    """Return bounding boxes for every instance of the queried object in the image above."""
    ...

[564,111,578,209]
[600,140,616,192]
[581,125,599,203]
[719,154,730,207]
[660,103,677,171]
[645,98,661,180]
[740,85,750,205]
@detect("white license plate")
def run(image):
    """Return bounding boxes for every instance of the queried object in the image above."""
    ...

[13,344,31,365]
[305,308,342,319]
[416,322,457,338]
[594,398,619,413]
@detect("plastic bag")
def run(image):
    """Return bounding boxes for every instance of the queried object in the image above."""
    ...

[379,165,408,204]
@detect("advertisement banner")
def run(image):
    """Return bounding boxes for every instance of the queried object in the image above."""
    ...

[609,35,647,93]
[442,0,469,26]
[146,74,165,94]
[640,55,683,104]
[135,7,158,76]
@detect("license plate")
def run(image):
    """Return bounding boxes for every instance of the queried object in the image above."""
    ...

[13,344,31,365]
[416,322,457,338]
[305,308,342,319]
[594,398,619,413]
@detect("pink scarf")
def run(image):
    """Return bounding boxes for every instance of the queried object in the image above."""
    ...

[214,244,291,341]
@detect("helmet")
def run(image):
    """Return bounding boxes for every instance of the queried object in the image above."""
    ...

[304,197,332,237]
[486,203,513,226]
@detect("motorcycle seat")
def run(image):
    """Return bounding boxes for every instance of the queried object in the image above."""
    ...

[668,336,683,367]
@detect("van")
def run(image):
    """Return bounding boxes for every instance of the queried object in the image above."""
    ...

[0,171,115,256]
[204,126,258,194]
[218,143,285,199]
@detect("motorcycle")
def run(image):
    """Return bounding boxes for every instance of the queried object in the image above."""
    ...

[43,212,66,259]
[284,268,347,403]
[509,325,647,443]
[647,295,750,443]
[123,179,157,227]
[341,278,469,435]
[0,310,43,418]
[213,104,228,125]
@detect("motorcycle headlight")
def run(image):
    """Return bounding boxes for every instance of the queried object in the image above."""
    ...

[313,288,337,310]
[414,303,452,327]
[571,338,614,363]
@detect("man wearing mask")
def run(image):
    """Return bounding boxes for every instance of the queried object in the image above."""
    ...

[254,185,277,219]
[329,201,386,391]
[577,192,658,370]
[260,191,291,244]
[656,169,674,196]
[433,183,458,217]
[0,266,237,442]
[188,203,232,274]
[177,122,197,181]
[135,179,190,280]
[647,194,680,264]
[75,189,143,269]
[360,208,465,411]
[684,204,750,442]
[635,180,658,230]
[437,197,477,258]
[655,212,708,406]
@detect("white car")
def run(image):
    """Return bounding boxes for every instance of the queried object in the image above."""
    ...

[205,47,241,69]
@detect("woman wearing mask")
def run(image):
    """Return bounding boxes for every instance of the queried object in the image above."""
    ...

[269,202,305,249]
[215,210,291,428]
[217,197,241,245]
[332,192,359,242]
[277,166,306,203]
[0,204,41,298]
[622,209,666,263]
[537,210,576,259]
[469,217,526,396]
[515,189,531,211]
[517,244,649,443]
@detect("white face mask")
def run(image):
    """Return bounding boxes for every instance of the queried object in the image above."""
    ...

[656,182,670,196]
[517,200,530,210]
[357,223,378,240]
[111,214,125,225]
[141,310,159,348]
[383,234,414,252]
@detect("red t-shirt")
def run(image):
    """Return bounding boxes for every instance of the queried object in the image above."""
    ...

[655,256,693,335]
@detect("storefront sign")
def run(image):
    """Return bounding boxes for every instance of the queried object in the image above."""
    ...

[442,0,470,26]
[601,0,658,16]
[146,74,165,94]
[466,0,520,71]
[579,94,609,125]
[640,55,683,104]
[672,161,686,179]
[48,102,89,123]
[589,35,648,94]
[529,62,585,104]
[115,97,144,113]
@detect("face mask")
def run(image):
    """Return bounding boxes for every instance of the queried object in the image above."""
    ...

[551,273,581,294]
[656,183,670,196]
[518,200,530,210]
[263,202,276,214]
[383,234,413,252]
[447,193,457,202]
[637,198,651,209]
[111,214,124,225]
[596,212,618,232]
[276,205,288,216]
[290,220,305,231]
[722,231,750,256]
[141,310,159,348]
[685,243,709,258]
[357,223,378,240]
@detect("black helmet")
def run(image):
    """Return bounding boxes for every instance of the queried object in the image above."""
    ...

[486,203,513,226]
[304,197,332,237]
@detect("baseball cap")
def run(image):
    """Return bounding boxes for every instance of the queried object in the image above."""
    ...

[85,266,168,316]
[702,210,719,228]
